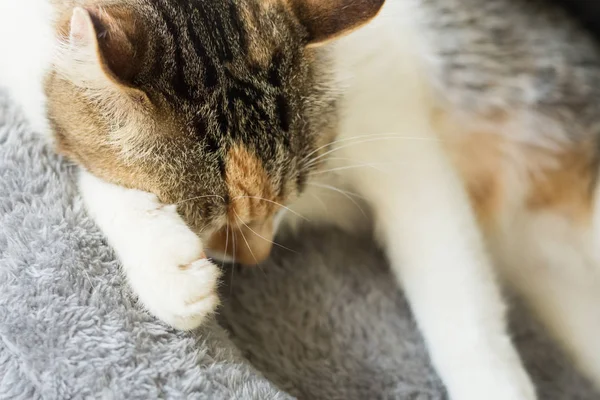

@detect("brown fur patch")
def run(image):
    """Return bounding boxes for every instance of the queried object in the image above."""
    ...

[434,110,506,225]
[225,144,278,222]
[205,144,280,264]
[44,68,160,194]
[526,144,596,223]
[448,132,506,224]
[435,109,596,227]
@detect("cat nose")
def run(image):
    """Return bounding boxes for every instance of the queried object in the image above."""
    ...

[208,218,274,266]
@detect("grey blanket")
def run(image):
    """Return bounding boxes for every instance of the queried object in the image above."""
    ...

[0,89,598,400]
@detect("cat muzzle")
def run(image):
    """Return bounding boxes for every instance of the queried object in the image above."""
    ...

[207,219,274,266]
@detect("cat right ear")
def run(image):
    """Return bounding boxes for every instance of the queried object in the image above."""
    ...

[290,0,385,46]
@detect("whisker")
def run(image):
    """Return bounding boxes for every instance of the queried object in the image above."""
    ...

[234,214,267,277]
[223,222,230,271]
[308,156,403,169]
[306,156,376,169]
[301,132,435,165]
[303,137,400,170]
[310,192,329,212]
[232,225,237,265]
[308,182,402,219]
[232,195,309,221]
[230,224,236,295]
[303,135,439,171]
[308,182,368,217]
[233,213,258,265]
[308,182,367,200]
[232,209,298,254]
[303,138,392,170]
[309,163,389,177]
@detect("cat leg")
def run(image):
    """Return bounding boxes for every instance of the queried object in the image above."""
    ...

[348,142,536,400]
[517,268,600,388]
[496,217,600,389]
[78,169,220,330]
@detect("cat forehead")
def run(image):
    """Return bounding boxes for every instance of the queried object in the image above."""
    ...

[125,0,303,112]
[144,0,299,67]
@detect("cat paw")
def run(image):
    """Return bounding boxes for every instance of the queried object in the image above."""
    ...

[130,257,221,330]
[78,170,221,330]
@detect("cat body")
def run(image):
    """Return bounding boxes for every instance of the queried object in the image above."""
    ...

[327,0,600,388]
[2,0,600,399]
[301,1,600,395]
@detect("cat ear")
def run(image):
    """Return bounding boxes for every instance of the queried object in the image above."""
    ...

[69,7,96,46]
[290,0,385,45]
[55,6,147,95]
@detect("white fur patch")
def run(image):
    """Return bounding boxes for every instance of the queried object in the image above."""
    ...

[0,0,55,135]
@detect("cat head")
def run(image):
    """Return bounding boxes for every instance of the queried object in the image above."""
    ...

[46,0,384,264]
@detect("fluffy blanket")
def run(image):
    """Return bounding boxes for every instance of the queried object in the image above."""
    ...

[1,90,598,399]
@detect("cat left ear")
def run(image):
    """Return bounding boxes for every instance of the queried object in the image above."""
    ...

[289,0,385,46]
[69,7,96,46]
[55,6,147,95]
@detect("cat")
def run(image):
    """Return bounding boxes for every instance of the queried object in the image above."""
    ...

[1,0,600,399]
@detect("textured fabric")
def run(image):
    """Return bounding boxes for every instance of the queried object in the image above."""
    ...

[0,90,598,399]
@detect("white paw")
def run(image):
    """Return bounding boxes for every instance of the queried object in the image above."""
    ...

[129,257,221,331]
[124,203,222,330]
[78,171,222,330]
